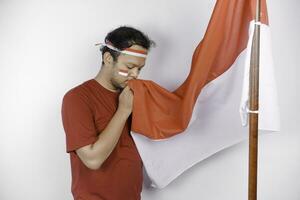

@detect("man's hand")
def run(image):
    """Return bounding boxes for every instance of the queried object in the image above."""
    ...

[118,86,134,114]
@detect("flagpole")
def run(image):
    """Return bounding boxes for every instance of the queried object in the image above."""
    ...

[248,0,261,199]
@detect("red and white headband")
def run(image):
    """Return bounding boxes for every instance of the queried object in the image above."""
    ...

[95,40,148,58]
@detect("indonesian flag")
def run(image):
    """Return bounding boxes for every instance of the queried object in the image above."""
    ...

[127,0,279,188]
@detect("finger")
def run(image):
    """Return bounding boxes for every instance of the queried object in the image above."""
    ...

[123,86,130,91]
[126,83,132,90]
[125,86,133,94]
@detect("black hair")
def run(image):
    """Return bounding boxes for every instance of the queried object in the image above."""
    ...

[100,26,155,64]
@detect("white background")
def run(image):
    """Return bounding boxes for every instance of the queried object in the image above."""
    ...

[0,0,299,199]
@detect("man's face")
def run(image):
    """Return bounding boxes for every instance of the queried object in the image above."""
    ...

[110,45,147,89]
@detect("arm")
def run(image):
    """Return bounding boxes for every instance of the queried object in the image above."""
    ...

[76,86,133,170]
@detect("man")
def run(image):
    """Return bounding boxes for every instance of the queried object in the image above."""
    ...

[61,26,154,200]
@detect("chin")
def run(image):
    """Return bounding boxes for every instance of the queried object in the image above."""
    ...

[112,80,126,90]
[117,83,127,89]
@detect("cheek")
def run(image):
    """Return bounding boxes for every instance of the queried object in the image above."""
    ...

[114,63,128,76]
[118,69,129,77]
[112,71,127,83]
[115,68,129,79]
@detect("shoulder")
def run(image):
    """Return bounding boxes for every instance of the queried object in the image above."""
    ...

[62,80,93,107]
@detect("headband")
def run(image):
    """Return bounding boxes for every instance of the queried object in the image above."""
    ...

[95,40,148,58]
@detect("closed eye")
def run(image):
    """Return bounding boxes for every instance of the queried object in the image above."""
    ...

[126,64,134,69]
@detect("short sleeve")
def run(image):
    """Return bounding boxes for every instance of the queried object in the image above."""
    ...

[61,91,98,153]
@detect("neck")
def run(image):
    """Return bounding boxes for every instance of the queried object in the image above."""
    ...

[94,66,119,92]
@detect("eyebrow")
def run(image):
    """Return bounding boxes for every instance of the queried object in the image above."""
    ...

[127,62,145,68]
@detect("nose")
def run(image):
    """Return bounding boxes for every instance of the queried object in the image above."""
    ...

[129,68,139,79]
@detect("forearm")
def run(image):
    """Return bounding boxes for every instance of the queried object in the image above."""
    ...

[77,108,130,169]
[92,108,130,162]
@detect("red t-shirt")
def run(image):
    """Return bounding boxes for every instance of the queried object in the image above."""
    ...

[61,79,143,200]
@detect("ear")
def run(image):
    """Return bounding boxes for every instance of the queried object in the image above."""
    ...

[103,52,114,66]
